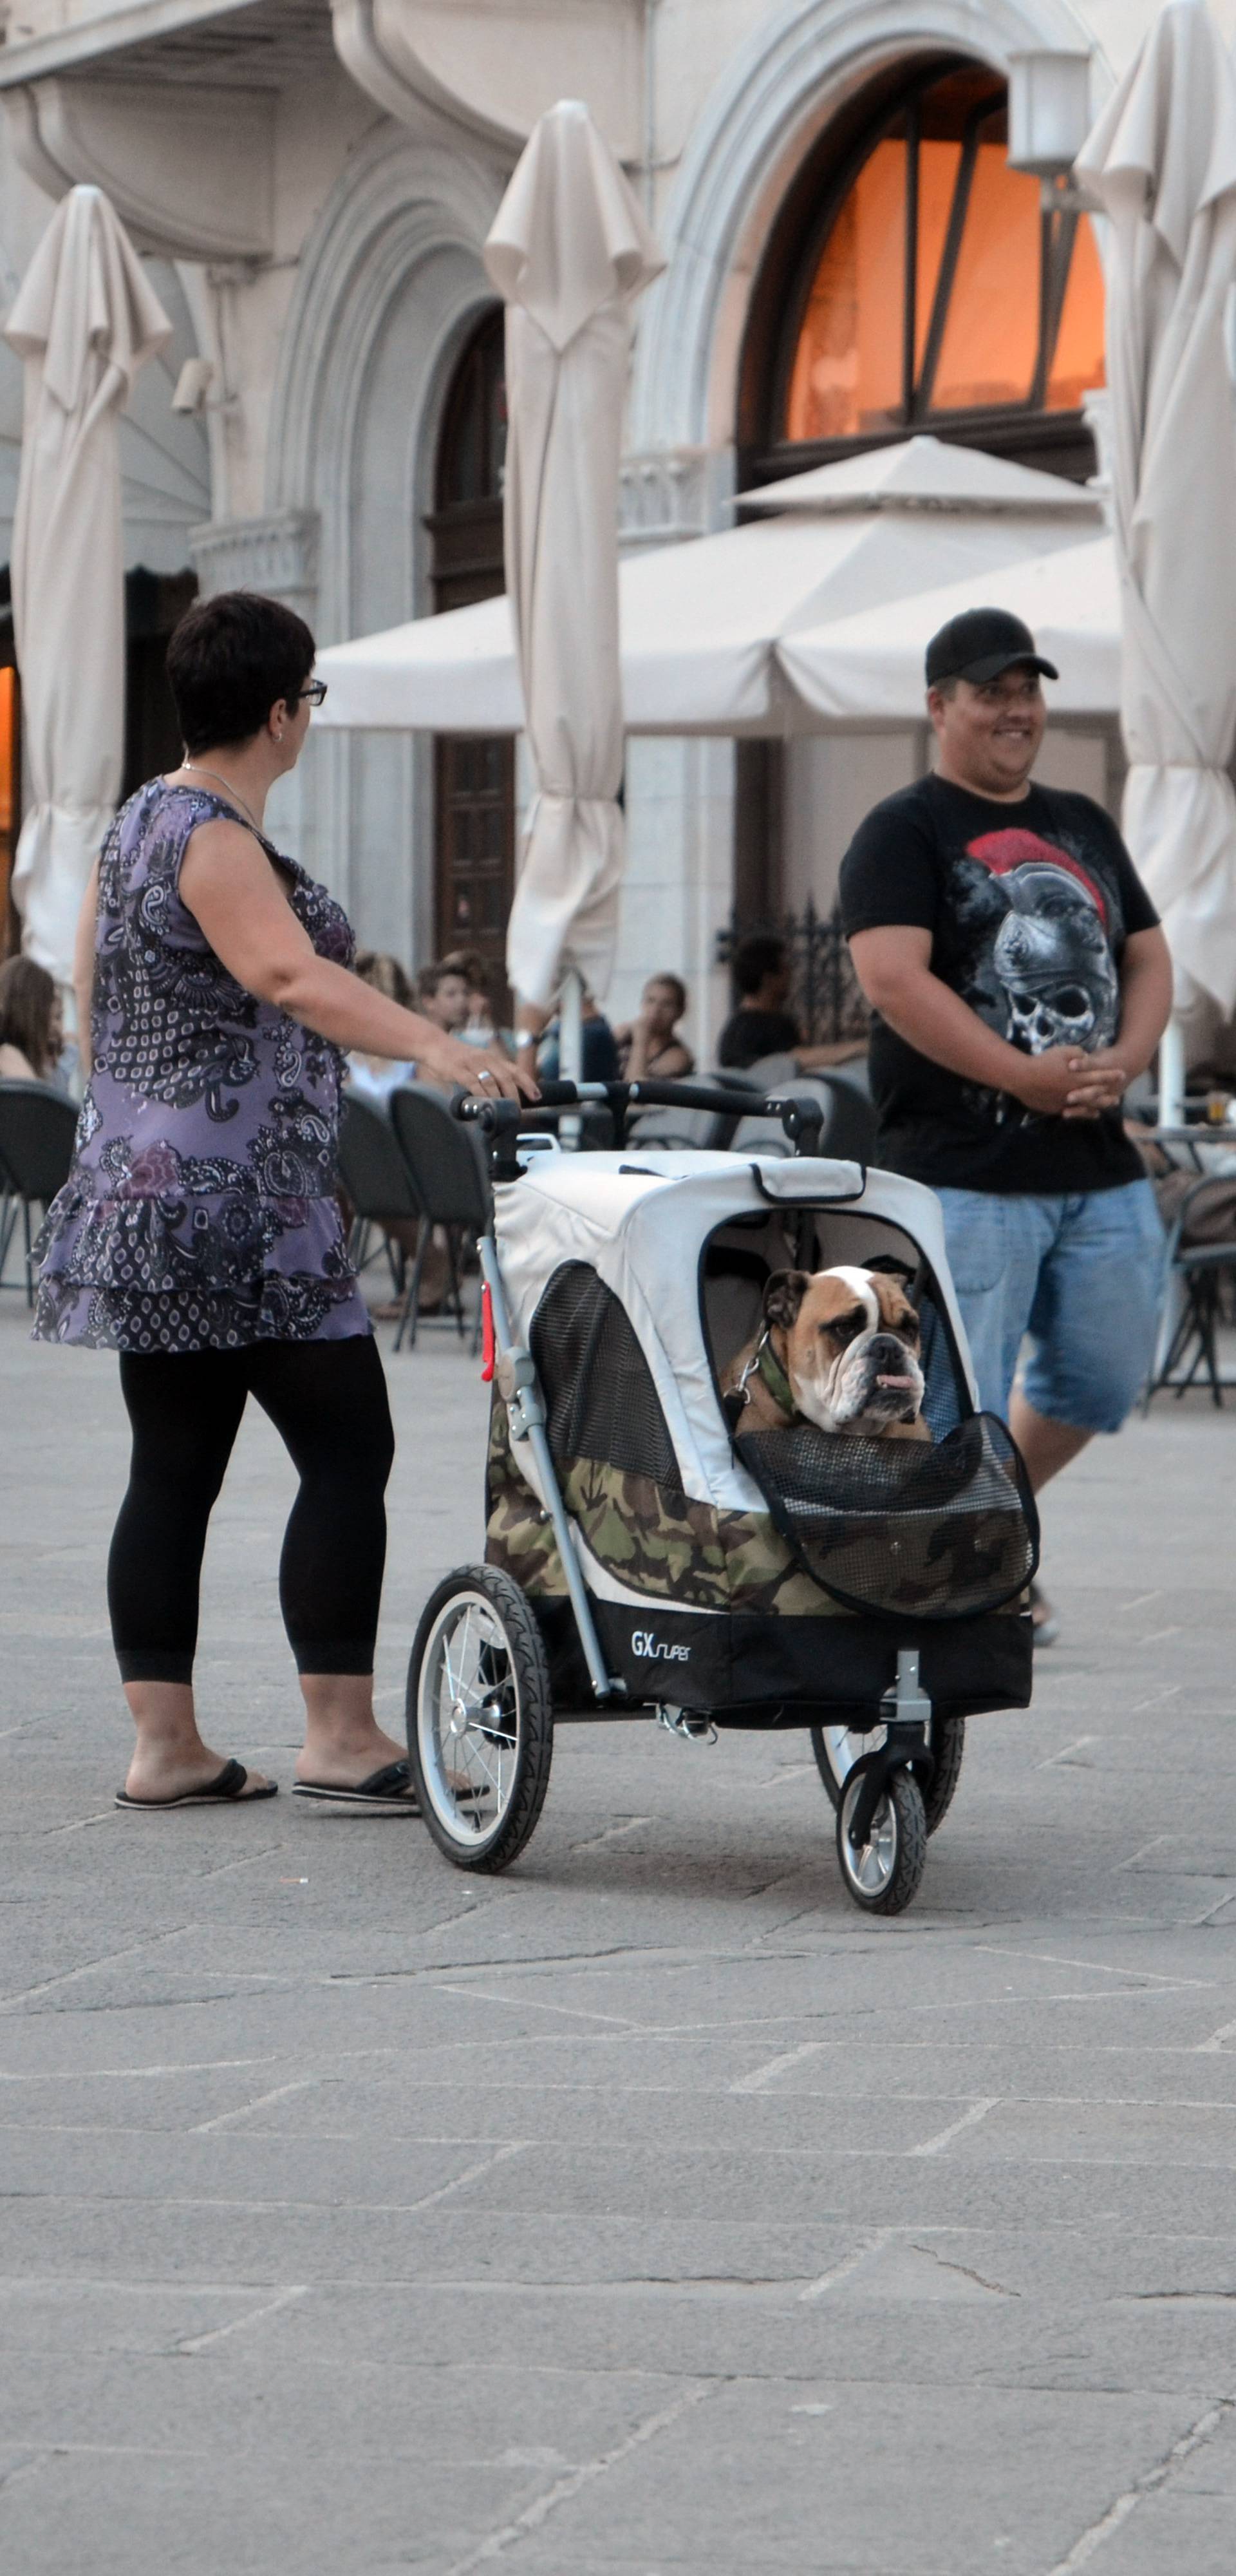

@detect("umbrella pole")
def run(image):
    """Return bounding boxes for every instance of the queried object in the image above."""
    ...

[1157,1013,1186,1127]
[558,967,585,1148]
[559,968,584,1084]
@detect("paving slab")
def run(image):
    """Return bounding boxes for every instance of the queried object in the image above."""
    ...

[4,1299,1236,2571]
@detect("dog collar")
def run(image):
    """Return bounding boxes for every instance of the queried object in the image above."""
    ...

[755,1334,796,1420]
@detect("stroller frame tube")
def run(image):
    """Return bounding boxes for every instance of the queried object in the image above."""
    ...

[477,1231,626,1705]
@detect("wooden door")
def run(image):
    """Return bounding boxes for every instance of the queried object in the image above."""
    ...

[429,308,514,1023]
[434,733,516,1012]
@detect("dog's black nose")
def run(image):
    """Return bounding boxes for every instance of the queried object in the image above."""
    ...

[867,1332,914,1366]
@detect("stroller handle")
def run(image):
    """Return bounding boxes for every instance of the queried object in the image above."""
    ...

[456,1075,825,1168]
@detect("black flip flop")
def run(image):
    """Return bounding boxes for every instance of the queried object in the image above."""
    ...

[292,1759,422,1814]
[115,1758,277,1812]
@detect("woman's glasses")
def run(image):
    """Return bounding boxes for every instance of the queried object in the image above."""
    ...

[298,679,328,708]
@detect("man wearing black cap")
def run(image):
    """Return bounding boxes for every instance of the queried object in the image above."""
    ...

[839,608,1172,1642]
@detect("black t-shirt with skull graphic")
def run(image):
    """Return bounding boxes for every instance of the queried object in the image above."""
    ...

[839,773,1159,1195]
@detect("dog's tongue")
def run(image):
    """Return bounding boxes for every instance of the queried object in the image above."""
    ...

[876,1373,915,1390]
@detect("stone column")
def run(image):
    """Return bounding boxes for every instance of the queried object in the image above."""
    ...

[187,509,331,891]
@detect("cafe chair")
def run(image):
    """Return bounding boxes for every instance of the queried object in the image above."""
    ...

[0,1079,79,1307]
[389,1086,490,1353]
[1143,1172,1236,1407]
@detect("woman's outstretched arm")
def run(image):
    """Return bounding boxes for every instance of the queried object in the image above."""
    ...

[181,819,535,1103]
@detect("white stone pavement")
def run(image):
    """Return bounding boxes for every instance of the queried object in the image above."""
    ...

[1,1289,1235,2575]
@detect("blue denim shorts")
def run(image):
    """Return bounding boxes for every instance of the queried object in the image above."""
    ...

[932,1180,1165,1434]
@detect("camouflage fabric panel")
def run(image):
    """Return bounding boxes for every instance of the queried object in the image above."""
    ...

[484,1392,832,1613]
[484,1393,569,1598]
[485,1396,1027,1620]
[563,1458,841,1613]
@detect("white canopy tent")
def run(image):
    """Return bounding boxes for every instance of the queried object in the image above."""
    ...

[313,437,1100,739]
[780,535,1120,724]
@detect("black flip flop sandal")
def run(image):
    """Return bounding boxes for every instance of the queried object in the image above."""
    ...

[115,1758,277,1812]
[292,1759,422,1813]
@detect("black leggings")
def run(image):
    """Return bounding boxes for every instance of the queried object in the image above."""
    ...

[109,1337,395,1685]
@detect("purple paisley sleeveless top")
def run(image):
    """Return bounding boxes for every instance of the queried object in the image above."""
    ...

[33,779,370,1352]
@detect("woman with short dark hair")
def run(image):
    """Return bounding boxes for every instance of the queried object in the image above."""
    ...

[35,588,532,1814]
[0,953,62,1084]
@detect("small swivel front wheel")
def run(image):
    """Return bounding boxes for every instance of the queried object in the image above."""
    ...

[812,1713,964,1837]
[836,1765,927,1915]
[407,1566,553,1873]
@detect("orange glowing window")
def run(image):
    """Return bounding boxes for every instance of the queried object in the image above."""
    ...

[783,70,1105,443]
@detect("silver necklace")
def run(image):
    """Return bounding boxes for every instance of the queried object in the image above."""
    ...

[179,761,264,835]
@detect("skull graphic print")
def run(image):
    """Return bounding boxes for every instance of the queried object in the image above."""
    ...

[838,768,1161,1193]
[952,827,1121,1115]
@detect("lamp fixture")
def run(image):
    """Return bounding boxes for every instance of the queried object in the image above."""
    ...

[1007,50,1097,213]
[171,358,238,417]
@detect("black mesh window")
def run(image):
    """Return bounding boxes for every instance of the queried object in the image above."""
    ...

[735,1412,1038,1622]
[530,1262,683,1491]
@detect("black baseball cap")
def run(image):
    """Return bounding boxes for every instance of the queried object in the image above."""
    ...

[925,607,1058,688]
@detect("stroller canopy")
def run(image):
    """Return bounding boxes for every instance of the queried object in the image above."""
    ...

[495,1151,977,1517]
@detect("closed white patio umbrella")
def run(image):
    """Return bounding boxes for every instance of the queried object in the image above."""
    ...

[483,100,662,1023]
[5,184,171,987]
[780,535,1119,724]
[314,436,1098,739]
[1076,1,1236,1113]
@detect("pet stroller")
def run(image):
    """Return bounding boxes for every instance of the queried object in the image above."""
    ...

[406,1082,1038,1915]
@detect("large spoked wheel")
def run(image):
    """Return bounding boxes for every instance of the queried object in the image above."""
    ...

[836,1765,927,1915]
[407,1566,553,1873]
[811,1714,964,1837]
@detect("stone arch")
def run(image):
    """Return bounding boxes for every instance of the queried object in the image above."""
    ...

[270,118,506,634]
[266,119,507,952]
[630,0,1104,462]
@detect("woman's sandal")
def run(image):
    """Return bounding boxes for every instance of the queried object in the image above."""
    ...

[115,1757,277,1811]
[290,1759,488,1814]
[292,1759,422,1812]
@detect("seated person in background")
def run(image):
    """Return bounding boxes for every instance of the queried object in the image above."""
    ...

[615,973,695,1081]
[346,951,417,1106]
[534,985,621,1084]
[0,955,64,1086]
[441,947,503,1050]
[418,960,471,1036]
[716,932,866,1075]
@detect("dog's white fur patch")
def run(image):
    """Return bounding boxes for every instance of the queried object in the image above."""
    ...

[819,1264,879,1327]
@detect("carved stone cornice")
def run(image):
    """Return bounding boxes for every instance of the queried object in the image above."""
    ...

[189,509,320,612]
[330,0,641,158]
[3,73,274,259]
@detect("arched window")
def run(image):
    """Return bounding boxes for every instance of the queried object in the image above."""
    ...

[742,60,1105,481]
[427,307,514,1014]
[435,304,507,519]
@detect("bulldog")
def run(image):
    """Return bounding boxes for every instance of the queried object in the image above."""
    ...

[724,1262,930,1441]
